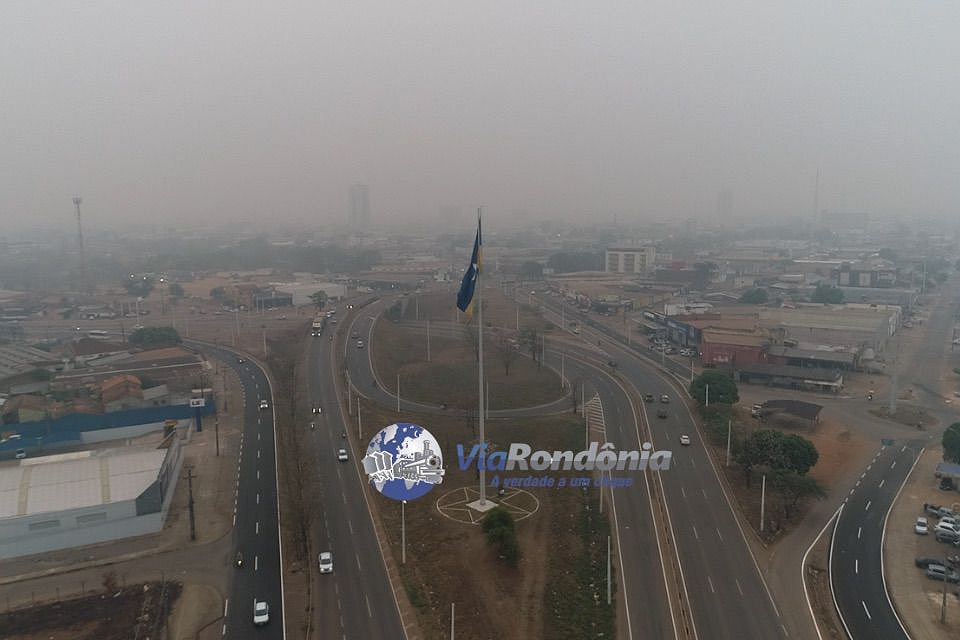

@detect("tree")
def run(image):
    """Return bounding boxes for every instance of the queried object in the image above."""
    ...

[690,370,739,406]
[495,335,518,376]
[772,470,827,521]
[520,327,540,364]
[739,288,768,304]
[878,248,898,262]
[737,429,781,487]
[482,507,520,566]
[811,283,843,304]
[519,261,543,279]
[943,423,960,464]
[309,290,328,309]
[129,326,181,347]
[779,433,820,475]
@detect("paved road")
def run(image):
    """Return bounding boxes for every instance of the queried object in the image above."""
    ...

[829,278,960,639]
[304,321,405,639]
[342,300,677,639]
[830,442,921,640]
[192,343,285,639]
[534,295,786,640]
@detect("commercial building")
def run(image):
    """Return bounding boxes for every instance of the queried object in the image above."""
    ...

[605,247,656,275]
[0,439,183,560]
[349,184,371,229]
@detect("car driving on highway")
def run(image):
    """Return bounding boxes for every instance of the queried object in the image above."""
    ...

[319,551,334,574]
[660,394,669,403]
[253,600,270,625]
[679,435,690,446]
[337,448,349,461]
[259,399,269,410]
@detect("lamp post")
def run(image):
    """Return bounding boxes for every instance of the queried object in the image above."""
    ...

[401,500,407,564]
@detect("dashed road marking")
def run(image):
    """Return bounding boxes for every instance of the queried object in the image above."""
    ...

[891,460,896,469]
[735,578,743,596]
[862,601,871,620]
[857,527,862,540]
[707,576,715,593]
[855,559,859,574]
[693,525,699,540]
[878,479,885,489]
[865,500,871,511]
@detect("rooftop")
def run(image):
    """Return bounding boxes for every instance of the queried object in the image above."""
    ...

[0,447,166,518]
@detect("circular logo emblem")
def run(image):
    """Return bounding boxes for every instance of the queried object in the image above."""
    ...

[362,423,445,501]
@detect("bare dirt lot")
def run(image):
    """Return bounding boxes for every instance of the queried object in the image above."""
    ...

[0,580,182,640]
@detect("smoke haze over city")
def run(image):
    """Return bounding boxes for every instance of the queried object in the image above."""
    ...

[2,1,958,232]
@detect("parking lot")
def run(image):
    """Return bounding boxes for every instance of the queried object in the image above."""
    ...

[885,446,960,638]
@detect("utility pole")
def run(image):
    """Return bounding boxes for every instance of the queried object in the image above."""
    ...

[73,196,85,291]
[726,419,732,467]
[215,416,220,456]
[186,467,197,541]
[560,351,565,391]
[760,474,766,533]
[705,384,710,407]
[357,398,362,440]
[262,326,267,356]
[426,320,431,362]
[889,333,899,415]
[450,603,455,640]
[397,374,401,413]
[607,534,612,605]
[401,500,407,564]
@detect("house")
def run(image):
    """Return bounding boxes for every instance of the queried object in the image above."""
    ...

[101,375,144,412]
[700,331,769,367]
[1,395,50,424]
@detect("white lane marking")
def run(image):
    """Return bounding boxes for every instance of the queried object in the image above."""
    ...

[855,480,860,487]
[707,576,715,593]
[690,458,696,468]
[857,527,862,540]
[256,521,260,534]
[701,488,708,500]
[865,500,871,511]
[867,465,872,471]
[717,528,723,542]
[232,514,236,526]
[258,432,260,441]
[855,559,859,574]
[255,555,259,571]
[348,520,354,534]
[680,487,687,499]
[693,525,699,540]
[735,578,743,596]
[366,594,373,618]
[256,493,260,504]
[222,624,226,636]
[900,446,906,452]
[860,473,865,479]
[258,449,261,459]
[879,479,885,489]
[257,470,260,480]
[224,598,229,616]
[862,601,871,620]
[890,460,896,469]
[356,554,362,572]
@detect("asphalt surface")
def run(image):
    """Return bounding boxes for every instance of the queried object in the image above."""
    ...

[305,321,405,639]
[193,343,285,639]
[534,295,786,640]
[830,279,960,639]
[342,300,676,639]
[830,442,921,640]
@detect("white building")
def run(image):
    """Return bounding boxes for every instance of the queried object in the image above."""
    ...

[0,440,183,559]
[605,246,657,274]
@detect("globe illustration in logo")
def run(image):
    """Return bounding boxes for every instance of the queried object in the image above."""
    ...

[362,423,444,501]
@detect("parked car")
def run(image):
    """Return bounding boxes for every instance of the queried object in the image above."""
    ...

[940,516,960,528]
[253,600,270,625]
[936,529,960,544]
[926,503,945,517]
[936,522,960,536]
[916,557,942,568]
[926,564,960,583]
[751,404,763,417]
[941,477,956,491]
[15,449,26,459]
[318,551,333,574]
[915,517,929,535]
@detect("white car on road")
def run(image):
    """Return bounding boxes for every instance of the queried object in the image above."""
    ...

[337,448,349,462]
[679,435,691,446]
[253,600,269,625]
[318,551,334,574]
[259,399,269,410]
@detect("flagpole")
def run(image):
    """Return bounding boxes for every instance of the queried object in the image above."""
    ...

[477,208,487,506]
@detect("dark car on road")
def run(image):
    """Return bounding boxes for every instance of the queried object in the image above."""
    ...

[644,394,655,402]
[657,408,668,419]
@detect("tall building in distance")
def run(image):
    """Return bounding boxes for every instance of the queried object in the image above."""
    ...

[349,184,370,230]
[718,189,733,220]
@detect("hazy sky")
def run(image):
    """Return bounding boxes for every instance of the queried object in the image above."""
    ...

[2,2,958,232]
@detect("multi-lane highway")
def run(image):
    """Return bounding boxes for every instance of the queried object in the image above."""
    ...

[306,315,405,639]
[192,343,285,639]
[533,294,786,640]
[342,298,676,639]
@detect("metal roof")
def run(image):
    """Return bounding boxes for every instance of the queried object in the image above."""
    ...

[0,447,166,519]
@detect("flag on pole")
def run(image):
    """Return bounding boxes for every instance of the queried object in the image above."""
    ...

[456,219,482,315]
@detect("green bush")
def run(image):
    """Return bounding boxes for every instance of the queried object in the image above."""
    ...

[482,507,520,566]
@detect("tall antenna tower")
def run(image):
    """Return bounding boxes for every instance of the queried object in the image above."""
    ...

[73,196,85,290]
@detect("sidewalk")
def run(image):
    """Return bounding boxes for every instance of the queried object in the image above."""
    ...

[885,445,960,638]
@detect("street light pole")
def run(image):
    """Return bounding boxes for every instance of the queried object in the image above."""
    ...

[726,419,732,466]
[760,474,766,533]
[427,320,431,362]
[705,383,710,407]
[397,374,401,413]
[401,500,407,564]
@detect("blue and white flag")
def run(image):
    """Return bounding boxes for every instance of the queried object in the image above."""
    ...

[456,219,482,316]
